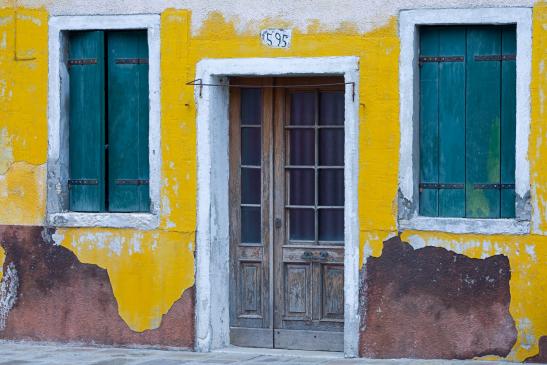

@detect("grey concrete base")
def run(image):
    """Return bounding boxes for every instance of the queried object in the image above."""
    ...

[0,341,537,365]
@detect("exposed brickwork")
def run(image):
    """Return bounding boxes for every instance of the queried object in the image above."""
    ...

[0,225,194,348]
[359,235,517,359]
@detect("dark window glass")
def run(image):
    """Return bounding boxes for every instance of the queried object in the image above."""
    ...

[318,209,344,242]
[241,207,261,243]
[290,92,316,125]
[319,129,344,166]
[320,92,344,125]
[241,168,261,204]
[240,88,261,125]
[318,169,344,206]
[241,127,261,166]
[289,169,315,206]
[289,129,315,165]
[289,208,315,241]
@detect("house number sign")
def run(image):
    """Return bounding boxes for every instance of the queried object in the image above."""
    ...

[260,29,291,48]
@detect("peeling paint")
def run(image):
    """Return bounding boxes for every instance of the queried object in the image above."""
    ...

[0,262,18,331]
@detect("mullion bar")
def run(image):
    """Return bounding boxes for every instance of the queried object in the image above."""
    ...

[314,90,319,245]
[285,125,344,129]
[240,124,261,128]
[286,205,344,209]
[285,165,343,169]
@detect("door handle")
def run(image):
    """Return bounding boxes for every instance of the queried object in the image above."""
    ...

[275,218,282,229]
[301,251,329,262]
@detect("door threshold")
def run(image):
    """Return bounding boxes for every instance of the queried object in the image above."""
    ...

[214,345,344,358]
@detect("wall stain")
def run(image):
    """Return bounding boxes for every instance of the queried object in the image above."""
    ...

[0,225,194,348]
[525,336,547,363]
[360,235,517,359]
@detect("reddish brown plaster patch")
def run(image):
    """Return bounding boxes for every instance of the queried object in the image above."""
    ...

[0,225,194,348]
[525,336,547,363]
[359,235,517,359]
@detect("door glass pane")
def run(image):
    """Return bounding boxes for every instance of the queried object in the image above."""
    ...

[289,129,315,165]
[289,208,315,241]
[241,168,261,204]
[241,207,261,243]
[241,127,261,166]
[289,169,315,206]
[319,92,344,125]
[318,209,344,242]
[240,88,261,125]
[290,92,315,125]
[319,129,344,166]
[318,169,344,206]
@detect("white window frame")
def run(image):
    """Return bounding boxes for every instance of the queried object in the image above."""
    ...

[46,15,161,229]
[398,7,532,235]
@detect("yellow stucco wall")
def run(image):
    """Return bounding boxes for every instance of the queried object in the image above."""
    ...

[0,3,545,361]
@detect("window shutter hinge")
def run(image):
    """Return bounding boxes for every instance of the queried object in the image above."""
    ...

[67,58,97,68]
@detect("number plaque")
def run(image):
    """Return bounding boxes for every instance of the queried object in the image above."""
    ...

[260,29,291,49]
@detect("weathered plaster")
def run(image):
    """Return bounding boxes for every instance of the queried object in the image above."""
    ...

[56,228,195,332]
[397,7,532,234]
[0,226,194,347]
[12,0,538,35]
[0,262,18,331]
[361,236,517,359]
[194,56,360,356]
[0,2,545,362]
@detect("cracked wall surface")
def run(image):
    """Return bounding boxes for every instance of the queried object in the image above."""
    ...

[0,0,545,361]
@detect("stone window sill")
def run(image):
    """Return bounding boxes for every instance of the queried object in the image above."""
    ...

[398,216,530,235]
[47,212,159,230]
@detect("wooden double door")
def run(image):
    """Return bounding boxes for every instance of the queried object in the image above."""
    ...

[229,77,345,351]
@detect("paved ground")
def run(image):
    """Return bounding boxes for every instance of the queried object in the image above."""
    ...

[0,341,534,364]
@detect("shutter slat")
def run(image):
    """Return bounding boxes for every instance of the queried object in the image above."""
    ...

[438,27,466,217]
[419,27,440,216]
[68,31,106,212]
[500,26,517,218]
[465,27,502,218]
[107,31,150,212]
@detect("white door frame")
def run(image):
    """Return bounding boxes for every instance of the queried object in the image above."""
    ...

[193,56,360,357]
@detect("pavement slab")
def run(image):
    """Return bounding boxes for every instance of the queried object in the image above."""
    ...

[0,341,540,365]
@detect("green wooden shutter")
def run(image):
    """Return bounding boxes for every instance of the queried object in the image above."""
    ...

[438,27,466,217]
[419,25,515,218]
[419,27,466,217]
[419,27,440,216]
[68,31,106,212]
[500,26,517,218]
[107,31,150,212]
[466,26,502,218]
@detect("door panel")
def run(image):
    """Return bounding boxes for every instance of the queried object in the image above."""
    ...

[273,78,345,347]
[229,79,273,348]
[230,77,344,351]
[284,264,312,319]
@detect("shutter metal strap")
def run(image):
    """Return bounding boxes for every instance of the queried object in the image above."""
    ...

[419,56,464,66]
[419,183,464,190]
[474,54,516,62]
[115,58,149,64]
[68,179,98,185]
[115,179,149,185]
[473,183,515,189]
[67,59,97,67]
